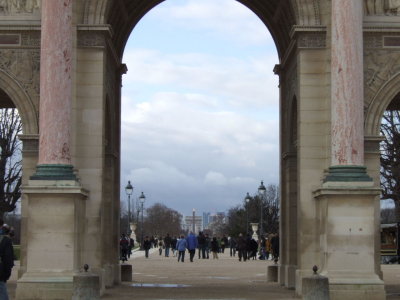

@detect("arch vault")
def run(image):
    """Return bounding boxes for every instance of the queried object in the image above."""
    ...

[0,0,392,299]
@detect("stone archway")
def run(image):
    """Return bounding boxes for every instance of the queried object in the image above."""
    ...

[11,1,390,299]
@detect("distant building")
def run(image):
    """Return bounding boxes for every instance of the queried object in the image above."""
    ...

[209,211,226,224]
[202,212,211,229]
[184,216,203,234]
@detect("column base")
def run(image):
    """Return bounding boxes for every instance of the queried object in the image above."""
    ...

[328,276,386,300]
[16,272,74,300]
[324,165,372,182]
[30,164,76,180]
[103,263,120,288]
[16,181,89,299]
[313,182,385,299]
[284,264,296,289]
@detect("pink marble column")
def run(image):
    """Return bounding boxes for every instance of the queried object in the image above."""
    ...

[38,0,73,165]
[331,0,364,166]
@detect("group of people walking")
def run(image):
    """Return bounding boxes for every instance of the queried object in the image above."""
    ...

[132,231,279,264]
[233,233,279,262]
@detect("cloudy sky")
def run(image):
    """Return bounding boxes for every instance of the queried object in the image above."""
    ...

[120,0,280,217]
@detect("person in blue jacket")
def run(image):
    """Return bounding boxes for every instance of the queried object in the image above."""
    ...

[186,231,198,262]
[176,235,187,262]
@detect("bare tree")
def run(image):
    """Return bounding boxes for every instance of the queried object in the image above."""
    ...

[0,108,22,218]
[225,183,280,237]
[139,203,182,237]
[208,214,227,236]
[263,184,280,234]
[380,109,400,221]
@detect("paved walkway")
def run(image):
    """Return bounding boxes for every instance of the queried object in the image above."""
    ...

[6,250,400,299]
[103,249,297,299]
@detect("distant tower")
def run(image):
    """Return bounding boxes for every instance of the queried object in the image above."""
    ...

[192,208,195,232]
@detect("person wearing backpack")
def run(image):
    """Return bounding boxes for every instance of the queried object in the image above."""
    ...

[119,234,129,262]
[0,220,14,300]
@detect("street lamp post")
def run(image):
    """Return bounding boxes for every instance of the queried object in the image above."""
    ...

[258,180,266,239]
[245,192,251,235]
[139,192,146,250]
[125,181,133,235]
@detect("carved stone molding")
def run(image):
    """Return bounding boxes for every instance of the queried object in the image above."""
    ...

[291,26,327,50]
[0,0,41,16]
[21,31,40,47]
[0,48,40,99]
[364,34,383,48]
[297,33,326,48]
[364,49,400,109]
[77,31,107,48]
[364,135,384,154]
[364,0,400,16]
[19,133,39,153]
[0,31,40,48]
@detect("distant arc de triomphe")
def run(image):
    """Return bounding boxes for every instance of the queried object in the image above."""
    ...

[0,0,396,299]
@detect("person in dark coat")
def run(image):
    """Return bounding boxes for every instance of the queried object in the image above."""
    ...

[143,236,152,258]
[119,234,129,262]
[229,237,237,257]
[164,234,172,257]
[249,238,258,260]
[236,233,247,262]
[171,236,177,257]
[270,233,279,260]
[0,220,14,300]
[197,231,206,259]
[128,237,134,258]
[221,235,228,253]
[245,234,252,260]
[210,237,219,259]
[204,233,210,259]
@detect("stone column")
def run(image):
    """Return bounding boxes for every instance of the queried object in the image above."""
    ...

[16,2,91,299]
[31,0,75,180]
[326,0,370,181]
[310,2,385,299]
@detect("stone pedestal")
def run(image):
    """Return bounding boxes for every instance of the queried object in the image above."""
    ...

[16,180,88,300]
[130,223,137,242]
[267,264,278,282]
[72,272,100,300]
[121,264,132,282]
[313,182,385,300]
[250,223,259,241]
[302,270,329,300]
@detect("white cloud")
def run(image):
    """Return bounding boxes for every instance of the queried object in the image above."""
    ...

[150,0,273,46]
[122,49,279,109]
[204,171,228,186]
[120,0,280,216]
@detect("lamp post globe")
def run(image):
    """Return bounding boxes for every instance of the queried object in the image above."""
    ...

[258,180,266,238]
[125,181,133,235]
[139,192,146,250]
[245,192,251,235]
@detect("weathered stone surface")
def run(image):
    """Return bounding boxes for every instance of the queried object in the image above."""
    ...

[267,265,278,283]
[121,264,133,282]
[302,274,329,300]
[72,273,100,300]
